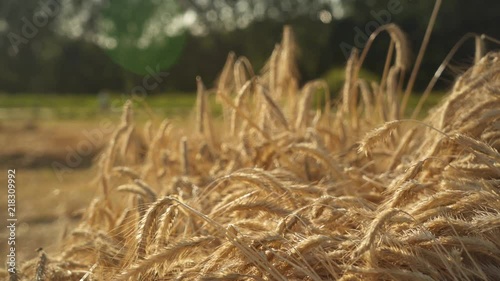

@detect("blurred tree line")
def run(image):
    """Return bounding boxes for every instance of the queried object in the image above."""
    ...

[0,0,499,95]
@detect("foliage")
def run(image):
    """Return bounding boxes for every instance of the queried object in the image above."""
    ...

[322,66,380,96]
[0,1,499,94]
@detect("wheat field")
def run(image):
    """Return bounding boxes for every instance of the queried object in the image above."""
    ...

[3,23,500,280]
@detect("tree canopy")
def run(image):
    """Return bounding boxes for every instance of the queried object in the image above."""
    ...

[0,0,499,94]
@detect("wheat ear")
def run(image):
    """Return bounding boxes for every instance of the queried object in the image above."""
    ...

[35,248,47,281]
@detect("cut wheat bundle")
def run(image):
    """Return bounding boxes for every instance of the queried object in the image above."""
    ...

[11,21,500,281]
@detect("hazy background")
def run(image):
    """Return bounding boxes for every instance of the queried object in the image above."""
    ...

[1,0,499,96]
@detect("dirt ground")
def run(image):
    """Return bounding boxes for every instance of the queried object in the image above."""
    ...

[0,120,110,263]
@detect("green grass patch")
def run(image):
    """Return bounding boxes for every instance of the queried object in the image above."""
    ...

[0,91,446,121]
[0,92,200,120]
